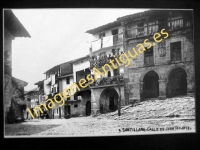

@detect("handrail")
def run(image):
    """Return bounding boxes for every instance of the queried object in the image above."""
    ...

[89,17,188,43]
[126,18,184,31]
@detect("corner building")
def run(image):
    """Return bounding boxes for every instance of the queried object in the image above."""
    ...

[86,9,194,115]
[86,21,126,115]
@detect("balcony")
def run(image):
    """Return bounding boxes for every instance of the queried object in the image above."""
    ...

[90,74,124,87]
[89,48,122,69]
[126,18,192,39]
[91,33,123,52]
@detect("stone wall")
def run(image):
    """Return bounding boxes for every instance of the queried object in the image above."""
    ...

[124,29,194,102]
[4,29,14,122]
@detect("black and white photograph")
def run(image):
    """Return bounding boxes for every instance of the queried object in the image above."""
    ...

[3,8,195,137]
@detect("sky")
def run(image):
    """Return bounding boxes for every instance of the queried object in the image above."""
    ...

[11,8,149,91]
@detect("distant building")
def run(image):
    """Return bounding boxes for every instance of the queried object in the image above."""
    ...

[4,10,30,123]
[24,88,39,119]
[72,55,91,117]
[43,57,92,119]
[43,63,62,119]
[57,61,75,118]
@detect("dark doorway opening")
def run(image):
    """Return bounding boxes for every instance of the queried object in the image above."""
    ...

[86,101,91,116]
[143,71,159,99]
[67,105,71,116]
[99,88,118,113]
[167,68,187,98]
[109,97,115,110]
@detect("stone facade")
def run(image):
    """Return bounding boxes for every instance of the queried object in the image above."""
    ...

[4,10,30,123]
[86,10,194,115]
[121,10,194,103]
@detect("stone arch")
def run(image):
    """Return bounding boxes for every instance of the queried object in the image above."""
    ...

[140,69,161,82]
[99,87,119,114]
[164,65,189,82]
[166,67,187,98]
[141,70,159,99]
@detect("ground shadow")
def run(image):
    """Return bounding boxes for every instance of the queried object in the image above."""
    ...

[5,124,61,136]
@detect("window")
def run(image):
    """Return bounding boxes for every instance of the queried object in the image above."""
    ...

[112,29,119,43]
[158,18,168,31]
[74,94,77,100]
[51,87,53,93]
[67,97,70,100]
[78,96,82,100]
[57,108,58,114]
[108,71,111,77]
[74,104,78,108]
[66,77,70,84]
[170,41,181,61]
[137,22,144,36]
[113,69,118,76]
[54,87,56,93]
[144,47,154,65]
[112,29,118,35]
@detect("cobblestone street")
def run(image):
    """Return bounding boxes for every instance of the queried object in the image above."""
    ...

[5,116,195,137]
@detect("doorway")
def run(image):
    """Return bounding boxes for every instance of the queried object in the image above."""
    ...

[109,97,115,110]
[67,105,71,116]
[86,101,91,116]
[167,67,187,98]
[143,71,159,99]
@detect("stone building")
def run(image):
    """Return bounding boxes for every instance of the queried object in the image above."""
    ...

[72,55,92,117]
[24,88,39,119]
[43,63,63,119]
[34,80,46,118]
[117,10,194,102]
[43,58,92,118]
[58,61,75,118]
[86,9,194,114]
[86,21,125,115]
[4,10,30,123]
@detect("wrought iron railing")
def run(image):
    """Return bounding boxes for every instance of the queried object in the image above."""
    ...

[89,49,122,69]
[90,74,124,87]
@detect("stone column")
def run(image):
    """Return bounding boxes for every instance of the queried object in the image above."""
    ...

[186,76,194,96]
[140,81,144,101]
[158,80,167,99]
[90,89,100,115]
